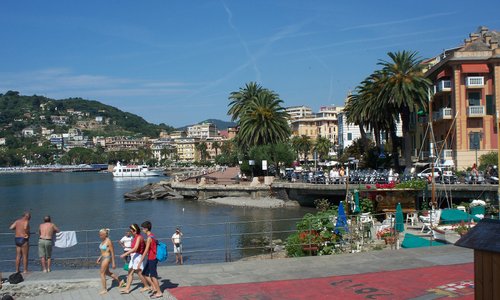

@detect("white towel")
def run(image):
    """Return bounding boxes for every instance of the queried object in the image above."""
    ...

[55,231,78,248]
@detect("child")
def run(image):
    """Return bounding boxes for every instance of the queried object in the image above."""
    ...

[119,230,133,265]
[138,221,162,298]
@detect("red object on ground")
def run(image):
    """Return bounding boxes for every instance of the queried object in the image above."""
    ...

[170,263,474,299]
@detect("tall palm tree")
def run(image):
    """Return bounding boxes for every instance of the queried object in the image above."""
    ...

[297,135,313,165]
[234,90,290,150]
[314,136,331,162]
[196,142,208,162]
[227,82,269,122]
[290,135,302,161]
[378,51,431,169]
[212,141,221,157]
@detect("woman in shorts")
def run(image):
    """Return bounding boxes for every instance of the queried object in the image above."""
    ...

[119,224,150,294]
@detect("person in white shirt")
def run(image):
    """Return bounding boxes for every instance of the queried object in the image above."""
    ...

[171,228,183,265]
[119,230,133,266]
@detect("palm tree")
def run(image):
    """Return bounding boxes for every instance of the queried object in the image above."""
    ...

[234,90,290,150]
[314,136,331,162]
[212,141,221,157]
[378,51,432,169]
[227,82,269,122]
[297,135,313,165]
[196,142,208,162]
[290,135,302,161]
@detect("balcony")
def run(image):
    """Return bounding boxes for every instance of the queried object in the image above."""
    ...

[467,106,485,117]
[465,76,484,87]
[433,108,453,121]
[435,80,451,92]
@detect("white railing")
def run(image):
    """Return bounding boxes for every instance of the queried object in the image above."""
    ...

[465,76,484,87]
[467,106,485,117]
[433,108,453,121]
[436,80,451,92]
[442,149,453,160]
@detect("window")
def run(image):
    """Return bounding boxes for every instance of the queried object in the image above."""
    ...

[468,91,481,107]
[469,132,481,150]
[347,133,352,141]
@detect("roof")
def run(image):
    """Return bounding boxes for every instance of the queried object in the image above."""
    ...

[455,218,500,253]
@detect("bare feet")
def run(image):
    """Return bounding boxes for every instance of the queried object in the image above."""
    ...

[140,287,151,292]
[120,289,130,294]
[150,293,163,298]
[99,290,108,295]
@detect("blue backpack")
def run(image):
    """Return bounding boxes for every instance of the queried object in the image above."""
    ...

[156,240,168,262]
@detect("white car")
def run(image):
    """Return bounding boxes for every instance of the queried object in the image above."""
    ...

[417,167,442,180]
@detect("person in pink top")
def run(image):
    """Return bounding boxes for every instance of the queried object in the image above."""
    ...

[139,221,162,298]
[119,224,150,294]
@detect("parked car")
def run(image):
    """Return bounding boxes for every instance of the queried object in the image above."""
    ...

[417,167,442,180]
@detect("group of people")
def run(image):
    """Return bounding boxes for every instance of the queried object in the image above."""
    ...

[7,212,184,298]
[9,212,60,274]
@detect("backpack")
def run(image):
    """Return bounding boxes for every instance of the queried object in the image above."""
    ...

[8,272,23,284]
[156,241,168,262]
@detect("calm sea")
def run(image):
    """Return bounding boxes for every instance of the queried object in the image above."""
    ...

[0,172,313,271]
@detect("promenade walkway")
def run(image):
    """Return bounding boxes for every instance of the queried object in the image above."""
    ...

[183,167,241,185]
[2,245,474,299]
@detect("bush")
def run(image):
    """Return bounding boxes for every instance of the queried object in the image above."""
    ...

[285,232,305,257]
[360,198,374,213]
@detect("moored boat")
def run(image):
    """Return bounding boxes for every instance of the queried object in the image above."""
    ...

[112,162,162,177]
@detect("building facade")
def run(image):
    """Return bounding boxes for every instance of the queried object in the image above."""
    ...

[187,122,217,139]
[425,26,500,170]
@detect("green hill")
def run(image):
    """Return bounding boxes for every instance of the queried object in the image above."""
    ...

[178,118,236,131]
[0,90,174,138]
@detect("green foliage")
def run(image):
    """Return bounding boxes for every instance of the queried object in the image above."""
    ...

[314,198,332,212]
[248,142,295,176]
[360,198,374,213]
[0,91,174,139]
[479,151,498,170]
[396,179,427,190]
[285,232,305,257]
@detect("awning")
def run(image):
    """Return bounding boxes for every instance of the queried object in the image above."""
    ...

[461,64,489,73]
[436,69,451,79]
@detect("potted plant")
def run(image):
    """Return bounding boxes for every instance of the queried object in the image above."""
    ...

[452,221,470,236]
[376,228,397,244]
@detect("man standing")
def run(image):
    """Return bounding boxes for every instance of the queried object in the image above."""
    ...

[171,228,183,265]
[38,216,60,273]
[9,212,31,273]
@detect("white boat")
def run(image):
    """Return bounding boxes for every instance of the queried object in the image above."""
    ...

[112,162,162,177]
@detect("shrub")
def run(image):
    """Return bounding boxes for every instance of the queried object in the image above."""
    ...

[285,232,305,257]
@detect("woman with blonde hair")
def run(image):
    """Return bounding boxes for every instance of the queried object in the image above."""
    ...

[97,228,123,295]
[119,224,150,294]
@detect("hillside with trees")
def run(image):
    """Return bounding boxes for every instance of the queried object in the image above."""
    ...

[0,90,174,138]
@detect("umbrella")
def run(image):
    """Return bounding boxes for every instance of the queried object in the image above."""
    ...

[394,203,405,232]
[335,201,349,234]
[353,190,360,214]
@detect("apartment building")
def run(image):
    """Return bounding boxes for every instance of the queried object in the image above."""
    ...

[425,26,500,169]
[285,105,313,120]
[289,105,343,143]
[187,122,217,139]
[175,137,200,162]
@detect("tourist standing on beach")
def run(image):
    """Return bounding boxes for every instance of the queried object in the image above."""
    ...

[9,212,31,273]
[38,216,60,273]
[171,228,183,265]
[119,224,150,294]
[96,228,123,295]
[139,221,163,298]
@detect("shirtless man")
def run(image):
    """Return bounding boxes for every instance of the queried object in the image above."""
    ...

[9,212,31,273]
[38,216,60,272]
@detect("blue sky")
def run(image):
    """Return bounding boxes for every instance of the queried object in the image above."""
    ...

[1,1,499,127]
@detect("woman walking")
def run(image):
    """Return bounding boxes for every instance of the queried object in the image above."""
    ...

[97,228,123,295]
[119,224,150,294]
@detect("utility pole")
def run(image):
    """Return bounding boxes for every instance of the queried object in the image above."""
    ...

[497,110,500,219]
[429,88,436,209]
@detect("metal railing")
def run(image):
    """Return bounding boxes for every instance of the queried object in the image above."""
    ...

[467,105,485,117]
[0,208,496,272]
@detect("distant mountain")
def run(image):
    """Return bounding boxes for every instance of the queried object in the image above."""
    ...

[177,119,237,131]
[0,90,174,138]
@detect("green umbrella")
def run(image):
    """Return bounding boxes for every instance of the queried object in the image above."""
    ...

[353,190,360,214]
[395,202,404,232]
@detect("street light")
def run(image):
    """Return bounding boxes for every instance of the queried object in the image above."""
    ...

[469,131,483,166]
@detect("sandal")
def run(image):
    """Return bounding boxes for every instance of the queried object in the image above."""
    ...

[120,290,130,294]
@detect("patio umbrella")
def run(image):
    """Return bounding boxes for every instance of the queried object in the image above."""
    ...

[353,190,360,214]
[394,202,405,232]
[335,201,349,234]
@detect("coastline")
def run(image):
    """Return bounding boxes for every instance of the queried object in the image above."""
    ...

[202,196,300,208]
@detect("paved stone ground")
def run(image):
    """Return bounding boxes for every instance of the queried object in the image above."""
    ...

[1,245,473,299]
[183,167,241,185]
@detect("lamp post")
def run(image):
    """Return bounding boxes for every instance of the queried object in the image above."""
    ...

[469,131,483,167]
[249,160,255,179]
